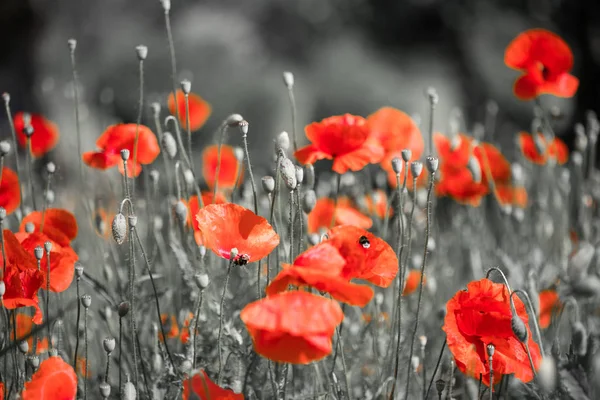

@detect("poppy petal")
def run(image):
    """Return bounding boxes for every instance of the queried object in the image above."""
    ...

[14,112,60,158]
[202,144,243,190]
[22,356,77,400]
[167,90,212,132]
[0,167,21,215]
[20,209,78,246]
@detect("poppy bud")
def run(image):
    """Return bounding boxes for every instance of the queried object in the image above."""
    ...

[67,38,77,52]
[282,71,294,88]
[538,357,557,392]
[160,0,171,12]
[411,161,423,178]
[149,169,160,184]
[466,156,482,183]
[426,87,439,105]
[174,201,187,223]
[295,166,304,184]
[302,190,317,214]
[2,93,9,103]
[194,273,210,289]
[279,157,297,190]
[122,379,137,400]
[34,246,44,260]
[486,343,495,358]
[277,131,290,152]
[305,164,315,190]
[230,247,239,259]
[308,233,320,246]
[435,378,445,397]
[103,337,116,353]
[401,149,412,162]
[0,281,5,297]
[25,221,34,233]
[99,382,111,399]
[0,141,10,156]
[18,340,28,354]
[0,207,5,221]
[120,149,130,161]
[135,45,148,61]
[81,294,92,308]
[112,213,127,245]
[151,102,161,117]
[180,79,191,95]
[511,314,528,343]
[161,131,177,159]
[240,120,249,136]
[226,114,244,127]
[261,176,275,193]
[391,157,403,175]
[571,321,587,356]
[44,241,52,253]
[75,262,84,278]
[426,156,439,174]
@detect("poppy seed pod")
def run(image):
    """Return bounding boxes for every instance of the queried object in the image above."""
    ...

[426,156,439,174]
[419,335,428,348]
[99,382,111,399]
[23,125,34,138]
[466,156,482,183]
[161,131,178,159]
[308,233,320,246]
[302,190,317,214]
[0,281,5,297]
[44,241,52,253]
[240,120,249,136]
[183,169,194,187]
[34,246,44,260]
[277,131,290,152]
[174,201,188,223]
[75,262,84,278]
[295,166,304,184]
[391,157,403,175]
[194,273,210,290]
[401,149,412,162]
[81,294,92,308]
[135,45,148,61]
[46,162,56,174]
[67,38,77,52]
[511,314,528,343]
[226,114,244,127]
[112,213,127,245]
[128,215,138,228]
[2,93,9,103]
[120,149,130,161]
[282,71,294,88]
[24,222,34,233]
[486,343,495,357]
[29,355,40,369]
[103,337,116,353]
[261,176,275,193]
[435,379,445,396]
[230,247,239,259]
[426,87,439,105]
[18,340,29,354]
[571,321,588,356]
[151,102,161,117]
[160,0,171,12]
[0,140,11,156]
[279,157,297,190]
[118,301,130,317]
[122,380,137,400]
[180,79,191,95]
[411,161,423,178]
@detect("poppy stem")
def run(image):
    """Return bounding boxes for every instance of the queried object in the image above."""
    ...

[105,349,111,384]
[426,88,438,156]
[402,176,418,286]
[118,316,123,394]
[268,150,284,277]
[73,274,81,371]
[296,188,303,255]
[448,359,455,399]
[46,250,51,349]
[83,298,89,400]
[485,267,512,293]
[153,107,175,203]
[184,93,193,171]
[127,222,140,396]
[163,1,181,126]
[285,78,298,153]
[122,159,131,200]
[132,54,145,199]
[425,338,446,400]
[2,94,25,217]
[512,289,545,357]
[40,168,54,232]
[212,122,228,203]
[487,345,494,400]
[217,259,234,385]
[165,116,194,183]
[288,189,294,264]
[404,169,435,400]
[241,122,259,215]
[192,289,204,371]
[25,138,37,211]
[68,40,85,190]
[331,173,342,229]
[333,326,352,400]
[0,218,7,281]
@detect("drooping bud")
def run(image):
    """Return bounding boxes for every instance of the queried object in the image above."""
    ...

[180,79,191,95]
[426,156,439,174]
[282,71,294,88]
[118,301,130,318]
[135,45,148,61]
[262,176,275,193]
[226,114,244,127]
[279,157,297,190]
[302,190,317,214]
[81,294,92,309]
[112,213,127,245]
[511,314,528,343]
[161,131,177,159]
[103,337,116,353]
[411,161,423,178]
[174,201,188,223]
[391,157,403,175]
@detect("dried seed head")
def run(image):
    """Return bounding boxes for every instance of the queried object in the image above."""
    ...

[67,38,77,52]
[81,294,92,308]
[112,213,127,245]
[18,340,29,354]
[277,131,290,152]
[226,114,244,127]
[103,337,116,353]
[279,157,297,190]
[0,207,5,221]
[261,176,275,193]
[174,201,188,223]
[135,45,148,61]
[0,281,5,297]
[161,131,177,159]
[571,321,588,356]
[180,79,191,95]
[538,357,557,392]
[0,140,11,156]
[24,222,34,233]
[149,169,160,183]
[391,157,403,175]
[466,156,482,183]
[99,382,111,399]
[302,190,317,214]
[75,262,84,278]
[118,301,130,317]
[122,380,137,400]
[44,241,52,253]
[34,246,44,260]
[295,166,304,184]
[426,87,439,105]
[282,71,294,88]
[120,149,130,161]
[305,164,315,189]
[411,161,423,178]
[486,343,495,358]
[240,120,249,135]
[426,156,439,173]
[511,314,528,343]
[151,102,161,117]
[194,273,210,290]
[401,149,412,162]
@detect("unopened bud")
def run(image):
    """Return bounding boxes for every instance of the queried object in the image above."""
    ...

[180,79,191,95]
[511,314,528,343]
[44,241,52,253]
[112,213,127,245]
[161,131,177,159]
[277,131,290,151]
[426,156,439,173]
[118,301,130,317]
[194,273,210,290]
[411,161,423,178]
[135,45,148,61]
[183,169,194,187]
[103,337,116,353]
[572,321,588,357]
[120,149,130,161]
[305,164,315,189]
[261,176,275,193]
[18,341,29,354]
[0,141,10,156]
[122,380,137,400]
[391,157,403,175]
[34,246,44,260]
[302,190,317,214]
[81,294,92,308]
[279,157,297,190]
[282,71,294,88]
[174,201,188,223]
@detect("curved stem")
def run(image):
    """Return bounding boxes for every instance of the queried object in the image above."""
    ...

[185,94,193,171]
[25,138,36,210]
[3,95,24,216]
[287,88,298,152]
[512,289,545,357]
[69,43,84,189]
[485,267,512,293]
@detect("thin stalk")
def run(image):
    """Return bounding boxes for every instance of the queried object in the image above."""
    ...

[118,317,123,393]
[212,123,228,202]
[217,259,234,384]
[128,226,139,395]
[404,171,435,400]
[425,338,446,400]
[83,304,89,400]
[488,351,494,400]
[403,176,418,281]
[185,93,193,171]
[242,127,259,214]
[288,190,294,263]
[40,171,53,232]
[46,251,51,349]
[512,289,545,357]
[267,153,283,280]
[132,56,145,198]
[3,94,25,216]
[123,159,131,200]
[73,276,81,369]
[448,360,455,400]
[154,112,174,199]
[286,86,298,152]
[330,174,342,228]
[68,41,85,188]
[164,4,181,126]
[105,351,112,384]
[25,138,36,210]
[335,327,352,400]
[192,290,204,370]
[427,90,437,156]
[165,116,193,176]
[421,341,427,400]
[296,188,303,254]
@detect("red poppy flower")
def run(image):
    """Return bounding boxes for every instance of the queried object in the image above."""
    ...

[0,382,3,399]
[14,112,59,158]
[20,209,78,247]
[202,144,243,190]
[434,133,472,169]
[12,313,49,354]
[168,89,212,132]
[183,370,243,400]
[443,279,542,387]
[16,232,78,293]
[538,290,561,329]
[293,241,347,270]
[475,143,512,184]
[186,191,227,245]
[295,114,384,174]
[495,185,528,208]
[83,124,160,177]
[0,167,21,215]
[403,270,425,296]
[505,29,579,101]
[195,203,279,264]
[325,225,398,288]
[307,198,372,234]
[517,132,569,165]
[436,166,489,207]
[22,355,77,400]
[367,107,423,175]
[241,291,344,364]
[364,190,392,219]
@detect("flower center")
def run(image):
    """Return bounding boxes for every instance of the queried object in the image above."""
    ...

[233,253,250,266]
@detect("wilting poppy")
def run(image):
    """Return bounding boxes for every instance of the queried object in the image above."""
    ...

[538,290,561,329]
[14,112,59,157]
[186,192,227,245]
[364,190,392,219]
[505,29,579,101]
[167,89,212,132]
[403,270,425,296]
[195,203,279,265]
[12,313,49,354]
[325,225,398,288]
[443,278,542,387]
[83,124,160,177]
[0,167,21,215]
[20,209,78,247]
[183,370,243,400]
[307,197,372,234]
[517,132,569,165]
[241,291,344,364]
[295,114,384,174]
[202,144,243,190]
[22,355,77,400]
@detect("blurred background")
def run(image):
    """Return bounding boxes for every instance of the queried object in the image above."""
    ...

[1,0,599,175]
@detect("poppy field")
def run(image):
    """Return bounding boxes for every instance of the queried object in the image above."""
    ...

[0,2,599,399]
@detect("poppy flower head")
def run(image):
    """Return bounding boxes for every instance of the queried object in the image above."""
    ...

[22,355,77,400]
[20,209,78,247]
[443,279,542,387]
[403,270,425,296]
[475,143,512,185]
[83,124,160,177]
[505,29,578,100]
[518,132,568,165]
[295,114,384,174]
[325,225,398,287]
[195,203,279,264]
[202,144,243,190]
[434,132,472,169]
[1,229,38,272]
[307,197,372,234]
[184,370,243,400]
[0,167,21,215]
[241,291,344,364]
[14,112,59,157]
[436,166,489,207]
[538,290,561,329]
[167,89,212,132]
